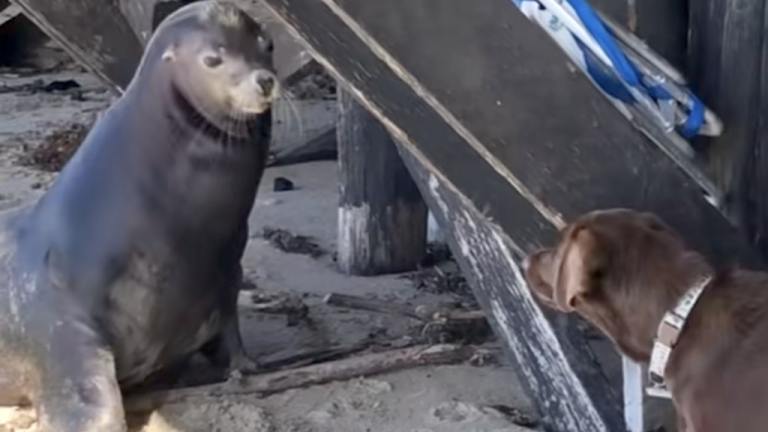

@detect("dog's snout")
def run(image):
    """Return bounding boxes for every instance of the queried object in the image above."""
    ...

[521,255,532,272]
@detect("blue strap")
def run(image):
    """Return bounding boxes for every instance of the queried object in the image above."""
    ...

[567,0,703,135]
[646,84,672,101]
[680,93,705,138]
[566,0,639,87]
[574,39,635,102]
[515,0,706,136]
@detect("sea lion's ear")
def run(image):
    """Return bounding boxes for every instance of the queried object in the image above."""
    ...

[257,35,274,54]
[162,46,177,62]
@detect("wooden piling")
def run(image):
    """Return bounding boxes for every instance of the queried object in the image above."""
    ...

[336,89,427,275]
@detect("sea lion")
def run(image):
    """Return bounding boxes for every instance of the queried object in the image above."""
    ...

[0,1,278,430]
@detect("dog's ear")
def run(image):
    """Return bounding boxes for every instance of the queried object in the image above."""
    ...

[553,226,607,312]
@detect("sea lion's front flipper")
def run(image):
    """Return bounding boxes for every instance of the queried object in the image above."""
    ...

[200,267,261,377]
[37,320,126,432]
[221,305,262,377]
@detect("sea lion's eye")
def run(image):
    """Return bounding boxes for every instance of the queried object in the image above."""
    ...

[203,55,223,68]
[257,36,274,54]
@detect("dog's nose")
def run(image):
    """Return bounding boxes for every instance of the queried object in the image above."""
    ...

[256,74,275,97]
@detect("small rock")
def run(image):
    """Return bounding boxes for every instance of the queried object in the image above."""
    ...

[482,405,539,428]
[250,291,309,325]
[260,226,325,258]
[354,379,393,395]
[273,176,294,192]
[430,401,482,423]
[469,349,499,367]
[43,79,80,93]
[256,197,281,207]
[240,278,258,291]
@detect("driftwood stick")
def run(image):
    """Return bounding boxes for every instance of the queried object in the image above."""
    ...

[323,292,425,321]
[257,342,370,372]
[324,292,489,326]
[125,344,475,413]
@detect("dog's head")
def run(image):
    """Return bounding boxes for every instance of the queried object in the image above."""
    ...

[522,209,707,361]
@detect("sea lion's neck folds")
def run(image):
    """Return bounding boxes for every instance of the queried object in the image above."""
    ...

[167,83,255,144]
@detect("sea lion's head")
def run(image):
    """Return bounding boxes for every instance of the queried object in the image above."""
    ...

[138,1,278,132]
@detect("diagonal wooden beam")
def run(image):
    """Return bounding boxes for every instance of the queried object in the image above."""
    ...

[0,3,22,27]
[11,0,142,91]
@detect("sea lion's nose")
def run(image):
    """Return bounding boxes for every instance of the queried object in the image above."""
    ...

[256,73,275,97]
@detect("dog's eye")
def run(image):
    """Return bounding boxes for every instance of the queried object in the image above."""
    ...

[257,36,274,54]
[203,55,223,68]
[590,268,605,281]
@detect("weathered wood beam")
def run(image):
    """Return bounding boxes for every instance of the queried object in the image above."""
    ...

[11,0,318,94]
[337,89,427,275]
[124,0,320,84]
[0,2,22,28]
[11,0,143,91]
[688,0,768,257]
[230,0,319,84]
[754,1,768,257]
[254,0,761,430]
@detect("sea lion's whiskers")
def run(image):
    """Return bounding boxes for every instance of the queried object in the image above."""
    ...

[277,93,305,142]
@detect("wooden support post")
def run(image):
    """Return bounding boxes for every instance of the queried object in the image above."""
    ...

[427,211,444,244]
[622,357,645,432]
[337,88,427,275]
[688,0,768,257]
[622,357,677,432]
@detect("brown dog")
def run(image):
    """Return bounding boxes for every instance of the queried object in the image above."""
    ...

[522,208,768,432]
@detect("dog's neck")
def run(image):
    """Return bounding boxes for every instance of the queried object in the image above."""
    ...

[622,252,714,363]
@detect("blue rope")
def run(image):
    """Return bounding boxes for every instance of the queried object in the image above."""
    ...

[557,0,706,136]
